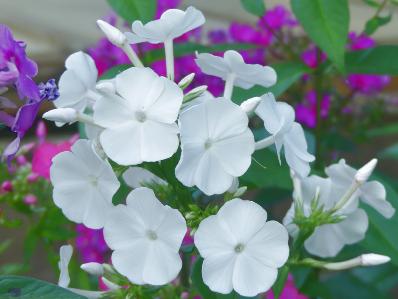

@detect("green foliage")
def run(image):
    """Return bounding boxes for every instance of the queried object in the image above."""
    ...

[100,64,132,80]
[106,0,156,23]
[0,275,85,299]
[366,123,398,137]
[346,45,398,75]
[233,62,309,104]
[272,265,289,299]
[379,143,398,160]
[291,0,349,72]
[365,14,392,35]
[240,0,266,16]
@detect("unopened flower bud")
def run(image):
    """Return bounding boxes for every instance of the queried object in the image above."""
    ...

[101,277,120,290]
[181,291,190,299]
[16,155,28,166]
[1,181,13,193]
[240,97,261,114]
[361,253,390,266]
[81,262,104,276]
[23,194,37,206]
[178,73,195,89]
[183,85,207,102]
[97,20,127,47]
[27,173,40,183]
[355,158,377,183]
[96,80,116,94]
[43,108,77,124]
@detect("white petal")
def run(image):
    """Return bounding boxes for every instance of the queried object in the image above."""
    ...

[123,167,166,188]
[142,242,182,285]
[65,51,98,88]
[232,254,278,297]
[169,6,205,39]
[202,252,236,294]
[55,70,88,111]
[305,209,368,258]
[58,245,73,288]
[195,52,229,80]
[156,206,187,252]
[245,220,289,268]
[217,199,267,243]
[195,215,236,258]
[360,181,395,218]
[175,142,207,187]
[325,159,356,187]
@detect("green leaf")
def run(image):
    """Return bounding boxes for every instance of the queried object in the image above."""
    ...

[144,42,257,64]
[106,0,156,23]
[240,0,266,16]
[359,176,398,265]
[291,0,349,72]
[272,265,289,299]
[100,64,132,80]
[364,14,392,35]
[366,123,398,137]
[362,0,381,7]
[0,275,85,299]
[346,45,398,75]
[240,149,292,190]
[233,61,308,104]
[379,143,398,160]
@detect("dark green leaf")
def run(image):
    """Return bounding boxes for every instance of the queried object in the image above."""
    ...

[240,0,266,17]
[272,265,289,299]
[106,0,156,23]
[346,45,398,75]
[364,14,392,35]
[379,143,398,160]
[145,42,257,64]
[366,123,398,137]
[240,149,292,190]
[291,0,349,72]
[100,64,132,80]
[0,275,85,299]
[233,62,308,104]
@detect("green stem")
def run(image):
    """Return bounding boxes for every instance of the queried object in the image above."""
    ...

[360,0,389,35]
[314,48,324,169]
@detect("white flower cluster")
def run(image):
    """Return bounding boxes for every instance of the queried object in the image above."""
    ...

[44,6,394,298]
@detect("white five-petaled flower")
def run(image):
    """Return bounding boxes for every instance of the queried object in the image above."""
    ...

[283,175,369,258]
[326,159,395,218]
[255,93,315,177]
[195,50,277,99]
[195,198,289,297]
[54,51,101,112]
[93,67,183,165]
[50,139,120,229]
[125,7,205,44]
[176,98,255,195]
[103,187,187,285]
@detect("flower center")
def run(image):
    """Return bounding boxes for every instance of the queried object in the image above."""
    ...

[135,110,147,123]
[146,230,158,241]
[234,243,245,254]
[204,139,213,150]
[88,175,98,186]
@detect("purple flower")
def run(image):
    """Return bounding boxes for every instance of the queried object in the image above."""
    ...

[259,5,298,31]
[208,29,229,44]
[156,0,182,18]
[267,274,308,299]
[301,45,327,69]
[38,79,59,101]
[75,224,108,263]
[296,90,331,128]
[0,24,39,100]
[346,31,390,94]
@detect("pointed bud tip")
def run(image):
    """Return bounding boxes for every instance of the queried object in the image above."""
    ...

[80,262,104,276]
[361,253,391,266]
[43,108,77,124]
[355,158,378,183]
[96,19,126,47]
[240,97,261,114]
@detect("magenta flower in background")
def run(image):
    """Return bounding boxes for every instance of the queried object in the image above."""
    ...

[208,29,229,44]
[258,5,297,31]
[301,45,327,69]
[155,0,182,18]
[296,90,331,128]
[75,224,108,263]
[267,275,308,299]
[346,32,390,94]
[0,24,39,101]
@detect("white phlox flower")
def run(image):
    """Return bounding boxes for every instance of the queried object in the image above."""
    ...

[194,198,289,297]
[283,175,369,258]
[176,97,255,195]
[50,139,120,229]
[255,93,315,177]
[103,187,187,286]
[326,159,395,218]
[54,51,101,112]
[195,50,277,99]
[93,67,183,165]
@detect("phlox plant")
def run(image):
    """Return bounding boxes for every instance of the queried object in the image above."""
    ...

[1,1,398,299]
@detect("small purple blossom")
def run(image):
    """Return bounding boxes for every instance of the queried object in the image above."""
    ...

[0,24,39,100]
[296,90,331,128]
[258,5,298,31]
[301,45,327,69]
[38,79,59,101]
[1,180,13,193]
[208,29,229,44]
[155,0,182,18]
[75,224,108,263]
[348,32,375,51]
[23,194,37,206]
